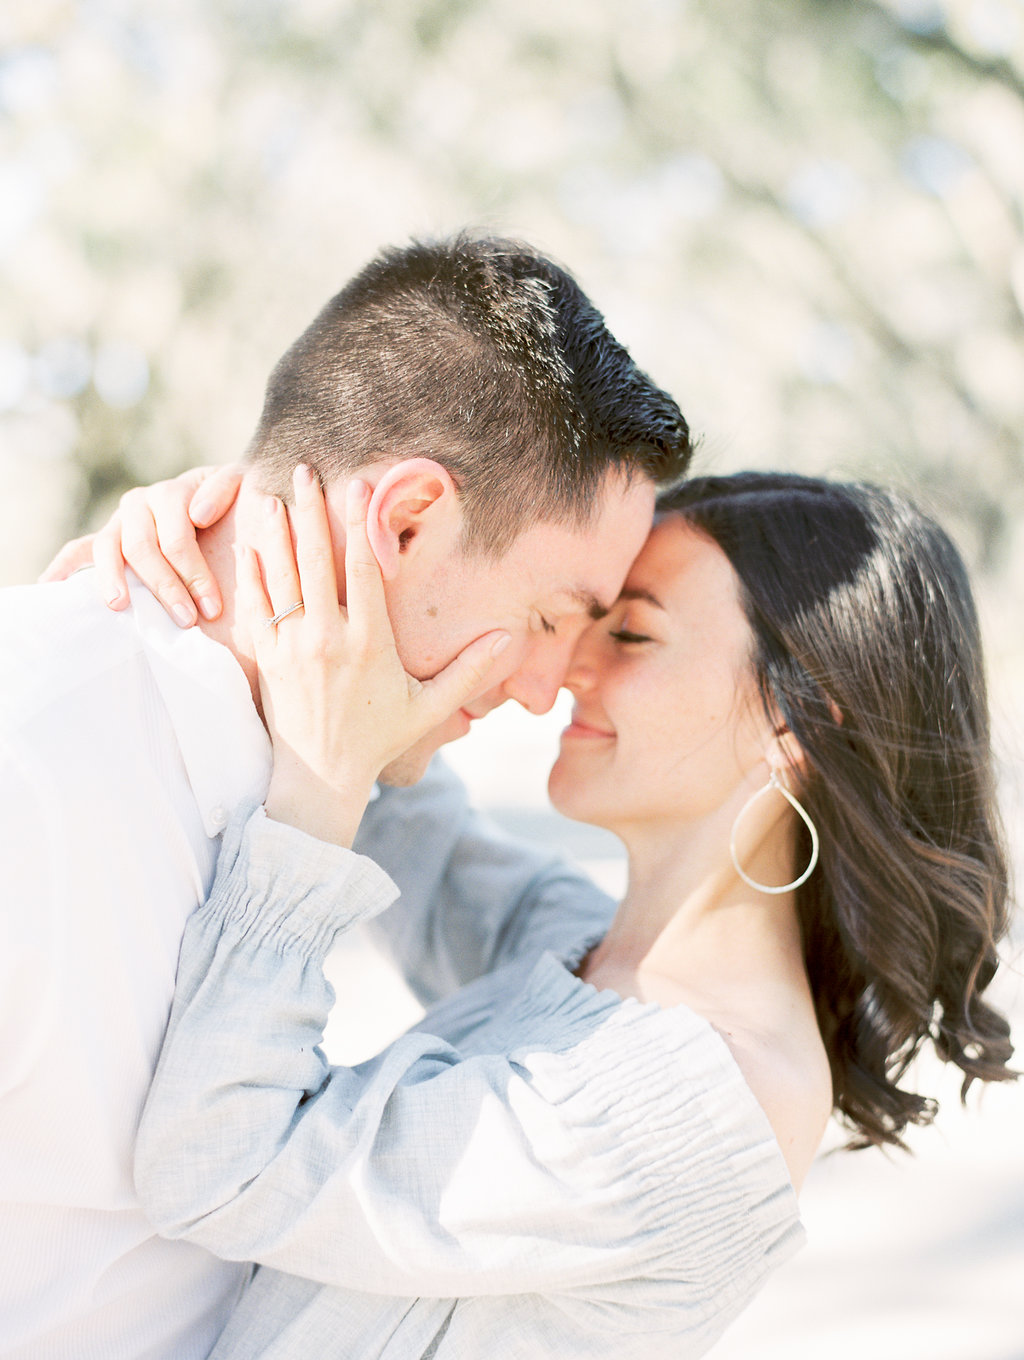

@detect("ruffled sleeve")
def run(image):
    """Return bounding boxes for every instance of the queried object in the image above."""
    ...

[136,805,801,1314]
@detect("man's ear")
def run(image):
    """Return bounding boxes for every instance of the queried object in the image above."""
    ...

[365,459,461,580]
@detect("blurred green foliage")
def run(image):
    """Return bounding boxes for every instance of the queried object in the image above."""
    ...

[2,0,1022,640]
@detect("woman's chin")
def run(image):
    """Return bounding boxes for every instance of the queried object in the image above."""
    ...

[548,760,609,829]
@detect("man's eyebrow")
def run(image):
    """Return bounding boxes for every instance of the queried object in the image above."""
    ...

[564,589,612,620]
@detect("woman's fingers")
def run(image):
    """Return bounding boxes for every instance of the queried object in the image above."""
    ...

[144,479,224,621]
[91,517,132,609]
[38,534,100,585]
[235,542,274,654]
[40,465,239,625]
[117,491,200,628]
[188,463,244,528]
[342,477,389,651]
[419,631,511,728]
[256,495,303,621]
[289,465,338,627]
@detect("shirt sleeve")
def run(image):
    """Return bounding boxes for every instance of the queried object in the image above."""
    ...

[353,758,616,1006]
[135,805,800,1302]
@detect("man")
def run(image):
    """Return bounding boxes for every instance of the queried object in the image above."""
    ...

[1,234,690,1359]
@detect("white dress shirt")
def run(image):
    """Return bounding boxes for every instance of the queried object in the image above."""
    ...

[0,570,271,1360]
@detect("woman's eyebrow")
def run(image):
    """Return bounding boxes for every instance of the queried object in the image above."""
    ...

[619,586,665,610]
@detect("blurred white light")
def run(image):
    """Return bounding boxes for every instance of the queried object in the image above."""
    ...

[874,45,932,102]
[559,155,724,251]
[35,338,92,401]
[659,153,724,220]
[567,88,626,148]
[557,162,614,228]
[0,46,59,115]
[966,0,1020,55]
[0,343,32,411]
[1010,244,1024,318]
[0,161,44,253]
[24,402,80,462]
[901,135,973,197]
[800,321,855,385]
[785,159,864,229]
[93,341,150,408]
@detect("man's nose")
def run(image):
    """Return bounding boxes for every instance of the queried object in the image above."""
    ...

[502,635,576,715]
[562,621,603,696]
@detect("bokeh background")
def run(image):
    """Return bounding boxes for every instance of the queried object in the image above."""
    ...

[3,1,1022,1356]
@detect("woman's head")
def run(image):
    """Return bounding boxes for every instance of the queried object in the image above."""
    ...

[547,511,784,836]
[554,470,1015,1148]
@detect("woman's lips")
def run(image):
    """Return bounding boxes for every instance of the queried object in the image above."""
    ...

[561,713,615,740]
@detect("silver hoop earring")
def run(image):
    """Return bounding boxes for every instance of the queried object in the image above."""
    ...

[729,770,820,895]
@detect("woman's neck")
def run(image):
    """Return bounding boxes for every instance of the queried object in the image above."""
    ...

[580,790,808,1016]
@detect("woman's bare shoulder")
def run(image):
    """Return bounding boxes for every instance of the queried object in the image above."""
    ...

[715,1009,833,1193]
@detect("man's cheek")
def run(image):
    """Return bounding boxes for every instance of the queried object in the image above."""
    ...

[478,634,529,693]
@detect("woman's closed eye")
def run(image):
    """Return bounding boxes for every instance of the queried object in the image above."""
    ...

[609,628,653,644]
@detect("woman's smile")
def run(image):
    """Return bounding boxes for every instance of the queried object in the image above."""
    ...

[561,708,615,741]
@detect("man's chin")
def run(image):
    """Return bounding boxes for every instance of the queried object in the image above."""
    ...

[377,749,435,787]
[377,716,464,787]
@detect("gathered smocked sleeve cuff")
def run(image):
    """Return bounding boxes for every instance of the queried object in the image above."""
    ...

[202,802,401,960]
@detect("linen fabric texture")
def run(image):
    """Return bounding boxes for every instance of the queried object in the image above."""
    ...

[135,800,805,1360]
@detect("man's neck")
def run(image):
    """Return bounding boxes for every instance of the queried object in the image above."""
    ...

[192,485,262,710]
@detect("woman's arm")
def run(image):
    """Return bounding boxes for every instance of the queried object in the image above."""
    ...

[134,470,798,1301]
[356,762,616,1005]
[134,472,674,1293]
[39,464,244,625]
[42,464,614,992]
[136,805,792,1299]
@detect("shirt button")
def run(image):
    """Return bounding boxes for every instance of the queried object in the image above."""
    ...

[210,806,228,830]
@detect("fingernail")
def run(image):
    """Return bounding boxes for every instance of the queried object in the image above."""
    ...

[294,463,314,486]
[106,590,126,608]
[172,602,196,628]
[191,499,214,525]
[198,593,219,620]
[265,495,280,516]
[491,633,511,656]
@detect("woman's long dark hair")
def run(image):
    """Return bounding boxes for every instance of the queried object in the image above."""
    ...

[660,472,1015,1149]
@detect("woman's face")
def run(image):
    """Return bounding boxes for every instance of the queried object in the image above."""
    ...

[548,516,773,834]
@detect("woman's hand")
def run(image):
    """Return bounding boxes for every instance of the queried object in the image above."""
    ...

[242,465,509,848]
[39,464,243,626]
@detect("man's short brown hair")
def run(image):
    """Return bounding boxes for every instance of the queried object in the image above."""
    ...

[249,233,691,553]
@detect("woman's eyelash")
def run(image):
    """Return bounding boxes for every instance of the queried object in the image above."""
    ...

[609,629,652,644]
[539,616,556,635]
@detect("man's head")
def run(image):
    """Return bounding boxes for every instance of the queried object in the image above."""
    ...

[247,232,690,552]
[244,234,692,779]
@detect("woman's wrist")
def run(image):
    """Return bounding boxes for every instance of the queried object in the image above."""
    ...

[264,762,378,848]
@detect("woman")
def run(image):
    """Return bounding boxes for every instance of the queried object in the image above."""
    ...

[78,470,1018,1357]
